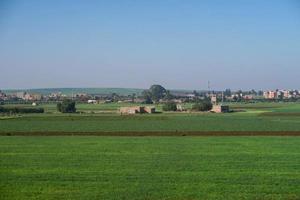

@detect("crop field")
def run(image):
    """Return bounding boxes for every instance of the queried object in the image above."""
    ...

[1,102,300,199]
[0,102,300,134]
[1,136,300,200]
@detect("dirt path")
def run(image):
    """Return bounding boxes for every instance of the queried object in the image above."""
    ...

[1,131,300,136]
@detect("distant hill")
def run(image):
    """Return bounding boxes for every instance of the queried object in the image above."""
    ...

[3,88,144,96]
[3,87,207,96]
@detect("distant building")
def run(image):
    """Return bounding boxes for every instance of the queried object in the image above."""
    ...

[263,91,269,99]
[31,94,42,101]
[87,100,97,104]
[283,90,291,98]
[176,104,186,111]
[209,94,229,113]
[14,92,42,101]
[120,106,155,115]
[0,90,6,100]
[211,95,217,105]
[264,91,277,99]
[243,95,254,100]
[16,92,25,99]
[211,105,229,113]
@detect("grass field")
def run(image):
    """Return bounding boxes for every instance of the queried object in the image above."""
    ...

[1,136,300,200]
[1,102,300,199]
[1,102,300,134]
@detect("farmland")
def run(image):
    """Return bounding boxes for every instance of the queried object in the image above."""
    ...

[1,136,300,200]
[1,102,300,199]
[0,102,300,134]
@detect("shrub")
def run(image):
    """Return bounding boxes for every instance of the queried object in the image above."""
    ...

[57,99,76,113]
[192,101,213,111]
[0,106,44,113]
[162,102,177,111]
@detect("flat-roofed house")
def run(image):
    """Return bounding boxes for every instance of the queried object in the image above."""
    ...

[120,106,155,115]
[211,105,229,113]
[143,106,155,114]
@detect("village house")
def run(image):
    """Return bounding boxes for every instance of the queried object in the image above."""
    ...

[243,95,254,100]
[16,91,25,99]
[210,94,229,113]
[211,105,230,113]
[264,91,277,99]
[283,90,290,98]
[120,106,155,115]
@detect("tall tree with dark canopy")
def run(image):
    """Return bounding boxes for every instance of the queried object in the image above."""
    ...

[57,99,76,113]
[143,84,167,103]
[141,90,153,104]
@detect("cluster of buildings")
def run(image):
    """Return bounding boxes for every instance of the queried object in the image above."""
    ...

[0,91,73,102]
[1,88,300,104]
[205,89,300,101]
[263,90,299,99]
[0,90,6,101]
[15,92,42,101]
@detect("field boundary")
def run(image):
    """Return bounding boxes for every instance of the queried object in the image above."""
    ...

[1,131,300,136]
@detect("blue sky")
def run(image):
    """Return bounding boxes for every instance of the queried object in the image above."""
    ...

[0,0,299,90]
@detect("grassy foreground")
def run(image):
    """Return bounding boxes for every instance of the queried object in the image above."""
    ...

[1,136,300,200]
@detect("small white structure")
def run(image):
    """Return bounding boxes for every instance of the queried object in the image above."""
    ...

[32,102,37,106]
[176,104,185,111]
[87,100,97,104]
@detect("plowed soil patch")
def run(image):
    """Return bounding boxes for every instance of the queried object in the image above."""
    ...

[1,131,300,136]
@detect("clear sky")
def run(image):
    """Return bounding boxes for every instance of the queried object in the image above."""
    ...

[0,0,299,90]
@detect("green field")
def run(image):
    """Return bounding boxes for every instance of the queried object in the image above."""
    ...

[1,102,300,134]
[1,102,300,199]
[1,136,300,200]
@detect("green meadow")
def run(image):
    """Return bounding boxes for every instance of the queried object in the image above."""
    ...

[1,102,300,199]
[0,102,300,133]
[1,136,300,200]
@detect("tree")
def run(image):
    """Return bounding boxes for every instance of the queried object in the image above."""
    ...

[192,100,212,111]
[149,85,167,102]
[142,90,153,104]
[193,90,200,97]
[162,102,177,111]
[130,93,136,102]
[111,93,120,102]
[57,99,76,113]
[224,89,231,97]
[250,89,257,95]
[142,84,167,103]
[163,90,173,101]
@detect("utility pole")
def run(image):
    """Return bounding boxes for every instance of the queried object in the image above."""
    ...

[222,91,224,104]
[208,81,210,93]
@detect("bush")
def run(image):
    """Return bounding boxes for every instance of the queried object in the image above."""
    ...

[162,102,177,111]
[0,106,44,113]
[192,101,213,111]
[57,99,76,113]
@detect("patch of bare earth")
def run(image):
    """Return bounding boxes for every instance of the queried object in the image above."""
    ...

[1,131,300,136]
